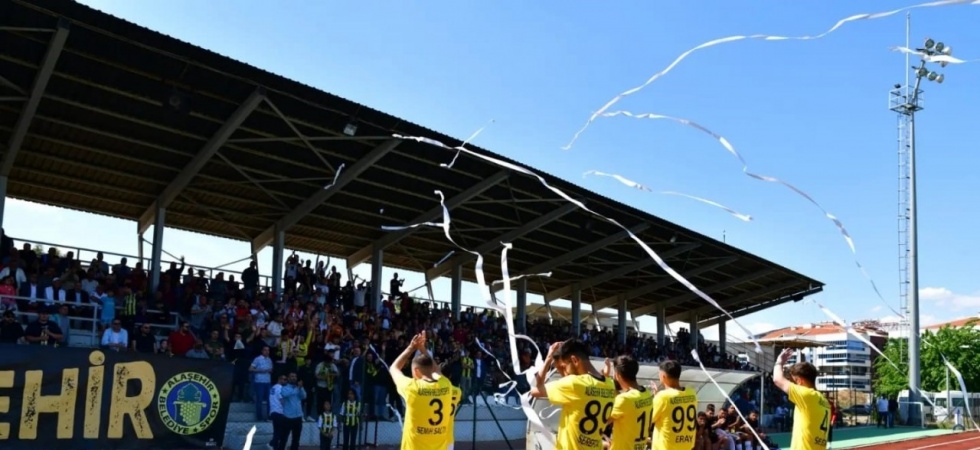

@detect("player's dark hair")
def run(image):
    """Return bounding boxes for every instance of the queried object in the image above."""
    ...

[558,339,590,361]
[659,359,682,380]
[790,361,818,385]
[412,353,435,370]
[613,355,639,382]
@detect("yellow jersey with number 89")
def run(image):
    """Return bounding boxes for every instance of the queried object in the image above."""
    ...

[546,374,617,450]
[788,383,830,450]
[395,376,455,450]
[608,387,654,450]
[652,386,699,450]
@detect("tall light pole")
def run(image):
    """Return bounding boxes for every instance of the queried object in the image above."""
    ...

[889,37,952,421]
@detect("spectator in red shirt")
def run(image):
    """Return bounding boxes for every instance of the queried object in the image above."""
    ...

[169,321,196,356]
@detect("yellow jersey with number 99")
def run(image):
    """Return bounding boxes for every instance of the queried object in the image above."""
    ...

[546,374,617,450]
[651,386,698,450]
[608,387,654,450]
[788,384,830,450]
[395,375,455,450]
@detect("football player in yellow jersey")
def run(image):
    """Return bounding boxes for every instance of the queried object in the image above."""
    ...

[773,348,830,450]
[530,339,617,450]
[651,359,698,450]
[389,331,455,450]
[446,384,463,450]
[604,355,654,450]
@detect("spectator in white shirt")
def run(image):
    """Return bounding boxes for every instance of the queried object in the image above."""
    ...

[44,279,67,305]
[0,264,26,290]
[249,346,274,421]
[269,375,287,450]
[101,319,128,351]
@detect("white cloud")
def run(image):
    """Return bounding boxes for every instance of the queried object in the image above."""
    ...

[871,305,883,313]
[919,287,980,311]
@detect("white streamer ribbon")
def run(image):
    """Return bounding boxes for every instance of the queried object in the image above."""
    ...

[890,46,972,64]
[584,171,752,221]
[489,272,553,287]
[691,350,769,450]
[940,355,980,432]
[604,110,901,319]
[563,0,980,150]
[394,133,764,354]
[242,425,256,450]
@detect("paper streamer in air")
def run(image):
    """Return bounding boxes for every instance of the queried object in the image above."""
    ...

[890,46,972,65]
[692,350,770,450]
[562,0,980,150]
[366,343,405,427]
[242,425,256,450]
[394,133,765,354]
[604,110,901,318]
[584,170,752,221]
[941,355,980,432]
[490,271,553,286]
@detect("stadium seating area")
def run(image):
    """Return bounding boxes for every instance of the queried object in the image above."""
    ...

[0,233,796,445]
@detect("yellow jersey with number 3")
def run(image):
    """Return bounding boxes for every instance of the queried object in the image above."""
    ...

[395,375,455,450]
[651,386,698,450]
[608,387,655,450]
[788,383,830,450]
[546,374,617,450]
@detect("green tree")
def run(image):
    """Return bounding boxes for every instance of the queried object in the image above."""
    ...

[874,320,980,398]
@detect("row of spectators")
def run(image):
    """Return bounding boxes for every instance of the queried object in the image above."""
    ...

[0,234,782,424]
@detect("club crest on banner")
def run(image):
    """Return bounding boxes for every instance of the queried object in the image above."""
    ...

[157,372,222,436]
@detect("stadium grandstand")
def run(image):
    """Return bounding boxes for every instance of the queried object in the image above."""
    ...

[0,0,824,448]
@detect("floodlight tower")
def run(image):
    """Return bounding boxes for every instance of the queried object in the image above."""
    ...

[889,35,952,417]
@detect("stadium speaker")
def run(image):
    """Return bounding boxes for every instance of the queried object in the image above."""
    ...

[165,89,191,114]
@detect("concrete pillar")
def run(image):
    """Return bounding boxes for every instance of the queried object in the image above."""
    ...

[271,227,285,297]
[149,206,165,293]
[571,289,581,336]
[617,297,627,345]
[656,303,666,348]
[718,320,727,355]
[370,245,383,311]
[451,262,462,319]
[516,278,528,333]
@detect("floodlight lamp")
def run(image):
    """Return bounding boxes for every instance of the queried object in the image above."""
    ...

[343,122,358,136]
[935,74,944,84]
[924,38,935,49]
[942,45,952,55]
[917,67,928,78]
[927,71,938,81]
[941,60,948,68]
[935,42,945,53]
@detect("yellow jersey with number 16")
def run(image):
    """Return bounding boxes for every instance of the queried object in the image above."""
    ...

[788,383,830,450]
[546,374,617,450]
[651,386,698,450]
[608,387,655,450]
[395,375,455,450]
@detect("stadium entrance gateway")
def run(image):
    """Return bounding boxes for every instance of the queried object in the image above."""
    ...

[0,345,232,449]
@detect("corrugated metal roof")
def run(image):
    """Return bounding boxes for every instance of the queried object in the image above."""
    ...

[0,0,824,322]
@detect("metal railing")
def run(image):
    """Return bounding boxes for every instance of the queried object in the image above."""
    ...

[4,294,179,347]
[9,236,273,289]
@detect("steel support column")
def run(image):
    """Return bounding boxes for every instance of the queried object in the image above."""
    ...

[571,289,582,337]
[252,139,401,254]
[0,176,6,230]
[618,297,627,345]
[370,245,383,310]
[0,19,69,179]
[516,277,528,333]
[271,227,285,296]
[689,313,699,348]
[657,303,666,348]
[149,206,165,293]
[451,262,462,319]
[718,320,727,355]
[347,170,508,269]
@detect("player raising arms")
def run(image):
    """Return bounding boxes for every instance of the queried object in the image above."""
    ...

[651,360,699,450]
[604,355,654,450]
[530,339,617,450]
[389,331,455,450]
[773,348,830,450]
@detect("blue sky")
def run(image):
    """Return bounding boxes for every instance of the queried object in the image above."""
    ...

[7,1,980,346]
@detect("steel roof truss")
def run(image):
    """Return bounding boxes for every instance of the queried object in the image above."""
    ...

[594,256,738,311]
[262,96,335,173]
[676,279,804,323]
[650,269,775,320]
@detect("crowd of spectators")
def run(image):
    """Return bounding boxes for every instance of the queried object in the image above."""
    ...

[0,232,789,430]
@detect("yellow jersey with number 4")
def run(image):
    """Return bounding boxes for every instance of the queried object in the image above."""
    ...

[651,386,698,450]
[395,375,455,450]
[608,387,655,450]
[546,374,617,450]
[788,384,830,450]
